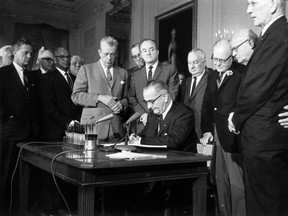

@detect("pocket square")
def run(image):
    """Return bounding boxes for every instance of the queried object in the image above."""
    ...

[120,80,125,84]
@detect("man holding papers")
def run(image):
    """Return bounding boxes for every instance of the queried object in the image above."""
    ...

[129,79,197,152]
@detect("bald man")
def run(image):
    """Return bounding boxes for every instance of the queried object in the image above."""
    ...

[201,39,245,216]
[0,45,13,67]
[228,1,288,215]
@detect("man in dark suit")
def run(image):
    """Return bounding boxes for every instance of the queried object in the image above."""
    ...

[181,49,210,140]
[228,1,288,215]
[32,48,55,140]
[128,39,179,133]
[0,38,39,214]
[41,47,82,141]
[72,36,129,141]
[128,43,145,74]
[201,39,245,216]
[128,79,197,214]
[129,79,197,152]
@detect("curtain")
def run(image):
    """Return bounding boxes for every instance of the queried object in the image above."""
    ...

[14,23,69,70]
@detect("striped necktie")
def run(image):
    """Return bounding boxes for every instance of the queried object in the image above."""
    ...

[148,66,153,81]
[106,67,113,87]
[64,72,74,90]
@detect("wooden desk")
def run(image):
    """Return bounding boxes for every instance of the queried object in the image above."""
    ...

[18,143,210,216]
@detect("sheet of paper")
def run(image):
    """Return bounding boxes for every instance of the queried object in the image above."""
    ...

[128,143,167,148]
[197,143,214,167]
[106,151,167,160]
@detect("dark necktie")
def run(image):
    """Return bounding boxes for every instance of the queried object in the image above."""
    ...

[106,67,113,87]
[217,72,224,88]
[23,69,29,91]
[190,77,197,96]
[65,72,74,90]
[148,66,153,81]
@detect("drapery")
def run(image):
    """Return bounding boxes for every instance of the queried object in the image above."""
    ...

[14,23,69,70]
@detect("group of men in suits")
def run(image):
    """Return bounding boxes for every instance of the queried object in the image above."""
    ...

[228,0,288,215]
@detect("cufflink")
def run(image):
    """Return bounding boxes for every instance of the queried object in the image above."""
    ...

[120,80,125,84]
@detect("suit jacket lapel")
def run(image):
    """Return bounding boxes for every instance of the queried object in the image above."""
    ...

[190,71,209,99]
[111,66,119,88]
[153,62,162,80]
[248,16,286,65]
[55,68,71,92]
[11,64,26,91]
[185,77,192,103]
[217,75,231,91]
[158,103,175,136]
[97,61,111,88]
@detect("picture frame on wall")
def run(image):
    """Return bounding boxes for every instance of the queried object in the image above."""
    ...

[155,1,197,77]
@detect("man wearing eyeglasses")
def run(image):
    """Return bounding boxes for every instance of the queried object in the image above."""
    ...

[129,79,197,151]
[40,47,82,141]
[69,55,84,78]
[129,43,145,73]
[201,39,246,216]
[229,0,288,211]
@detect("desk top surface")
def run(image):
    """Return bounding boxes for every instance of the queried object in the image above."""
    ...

[18,142,211,169]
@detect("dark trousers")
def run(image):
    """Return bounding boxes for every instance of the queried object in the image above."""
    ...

[242,149,288,216]
[0,140,20,215]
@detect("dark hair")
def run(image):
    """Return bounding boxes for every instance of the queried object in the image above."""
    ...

[12,38,32,52]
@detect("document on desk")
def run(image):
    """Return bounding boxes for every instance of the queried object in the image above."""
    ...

[106,151,167,160]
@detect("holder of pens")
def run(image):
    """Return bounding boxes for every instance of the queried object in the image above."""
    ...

[63,123,85,146]
[84,120,98,150]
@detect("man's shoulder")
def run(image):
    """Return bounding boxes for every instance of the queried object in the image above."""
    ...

[158,61,174,70]
[172,101,193,115]
[0,64,13,74]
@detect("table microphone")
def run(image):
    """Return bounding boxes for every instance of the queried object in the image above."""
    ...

[102,113,141,152]
[95,113,114,123]
[124,112,141,126]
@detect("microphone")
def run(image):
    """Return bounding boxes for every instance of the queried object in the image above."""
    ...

[124,112,141,125]
[95,113,114,123]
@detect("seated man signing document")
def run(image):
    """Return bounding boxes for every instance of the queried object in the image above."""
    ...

[129,79,198,152]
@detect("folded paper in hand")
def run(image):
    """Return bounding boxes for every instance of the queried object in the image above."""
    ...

[197,143,214,167]
[106,151,166,160]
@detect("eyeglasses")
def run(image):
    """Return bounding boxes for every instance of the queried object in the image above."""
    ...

[71,61,83,66]
[132,53,141,59]
[211,55,231,65]
[40,57,54,63]
[232,39,249,53]
[143,93,164,106]
[55,55,70,60]
[188,60,203,65]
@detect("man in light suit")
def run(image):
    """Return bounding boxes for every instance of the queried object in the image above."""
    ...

[41,47,82,141]
[228,0,288,215]
[201,39,245,216]
[128,39,179,132]
[0,38,39,214]
[72,36,129,141]
[181,49,210,140]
